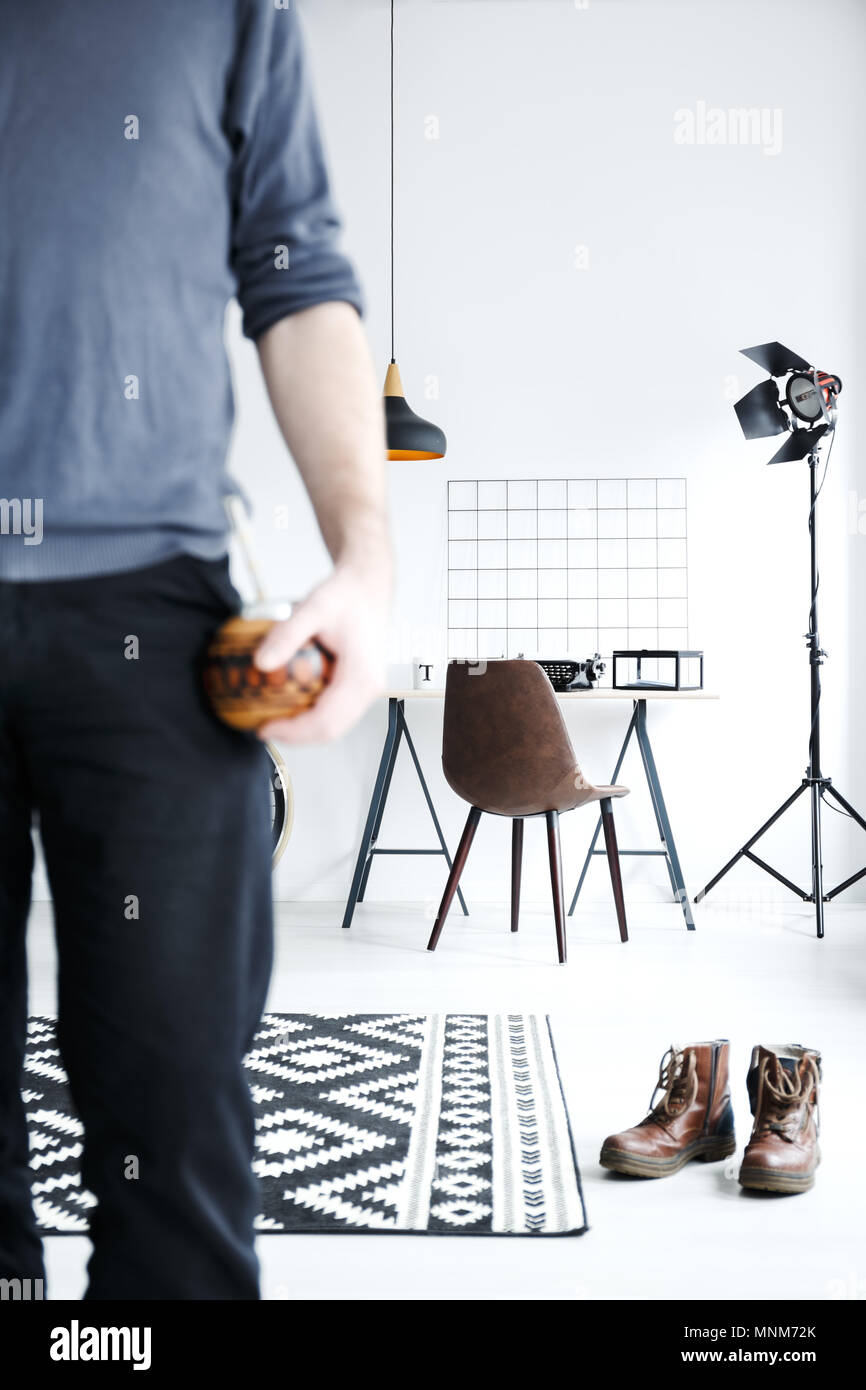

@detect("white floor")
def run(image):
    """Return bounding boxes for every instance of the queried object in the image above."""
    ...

[27,897,866,1302]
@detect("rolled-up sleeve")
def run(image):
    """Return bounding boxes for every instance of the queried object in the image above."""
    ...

[226,2,364,341]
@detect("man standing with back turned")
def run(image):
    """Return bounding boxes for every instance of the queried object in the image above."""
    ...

[0,2,390,1298]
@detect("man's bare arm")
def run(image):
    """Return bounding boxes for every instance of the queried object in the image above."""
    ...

[252,301,392,744]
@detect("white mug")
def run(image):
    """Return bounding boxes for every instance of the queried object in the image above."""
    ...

[412,658,443,690]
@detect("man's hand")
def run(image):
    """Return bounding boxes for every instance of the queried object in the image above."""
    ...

[254,302,392,744]
[254,559,389,745]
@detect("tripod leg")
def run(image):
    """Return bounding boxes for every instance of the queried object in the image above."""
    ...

[811,783,825,939]
[824,784,866,835]
[825,864,866,900]
[824,784,866,899]
[694,782,808,902]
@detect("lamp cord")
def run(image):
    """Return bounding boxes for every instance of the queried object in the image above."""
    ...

[390,0,396,364]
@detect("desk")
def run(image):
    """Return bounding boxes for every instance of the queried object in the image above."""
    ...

[342,689,718,932]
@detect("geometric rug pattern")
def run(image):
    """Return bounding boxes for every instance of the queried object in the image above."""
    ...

[25,1013,586,1237]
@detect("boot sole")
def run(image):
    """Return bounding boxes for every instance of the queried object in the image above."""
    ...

[739,1152,820,1195]
[599,1133,736,1178]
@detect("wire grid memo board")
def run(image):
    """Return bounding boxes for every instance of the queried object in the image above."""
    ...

[447,478,689,661]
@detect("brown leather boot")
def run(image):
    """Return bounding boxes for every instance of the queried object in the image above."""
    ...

[600,1041,736,1177]
[739,1045,821,1194]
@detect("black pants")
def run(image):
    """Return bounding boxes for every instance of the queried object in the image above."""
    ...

[0,553,273,1299]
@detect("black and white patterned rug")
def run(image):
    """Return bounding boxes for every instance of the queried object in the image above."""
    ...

[24,1013,586,1237]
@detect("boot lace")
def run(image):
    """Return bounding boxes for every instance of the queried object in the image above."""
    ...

[645,1045,698,1123]
[755,1056,820,1142]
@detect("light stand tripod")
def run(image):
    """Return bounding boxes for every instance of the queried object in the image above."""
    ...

[695,442,866,936]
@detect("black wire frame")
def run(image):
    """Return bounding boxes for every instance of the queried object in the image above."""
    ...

[446,477,690,661]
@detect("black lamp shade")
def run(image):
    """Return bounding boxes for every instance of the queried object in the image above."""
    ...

[383,362,446,461]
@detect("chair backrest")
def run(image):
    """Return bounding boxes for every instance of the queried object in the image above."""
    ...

[442,659,583,815]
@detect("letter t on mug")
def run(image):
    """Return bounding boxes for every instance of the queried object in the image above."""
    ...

[412,658,444,691]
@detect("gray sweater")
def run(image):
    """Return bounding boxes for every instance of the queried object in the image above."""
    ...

[0,0,363,580]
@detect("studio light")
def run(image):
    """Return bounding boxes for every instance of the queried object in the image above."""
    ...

[696,342,865,938]
[732,340,841,463]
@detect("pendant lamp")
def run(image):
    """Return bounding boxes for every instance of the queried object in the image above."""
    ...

[383,0,446,461]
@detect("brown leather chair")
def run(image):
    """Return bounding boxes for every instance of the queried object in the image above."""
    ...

[427,659,629,963]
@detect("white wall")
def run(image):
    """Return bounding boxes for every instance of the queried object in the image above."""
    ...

[231,0,866,910]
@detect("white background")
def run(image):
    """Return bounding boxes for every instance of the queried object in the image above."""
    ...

[229,0,866,911]
[36,0,865,914]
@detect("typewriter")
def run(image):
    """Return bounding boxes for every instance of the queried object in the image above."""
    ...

[536,655,606,691]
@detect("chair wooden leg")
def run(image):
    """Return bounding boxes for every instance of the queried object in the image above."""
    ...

[600,796,628,942]
[427,807,482,951]
[511,819,523,932]
[545,810,567,964]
